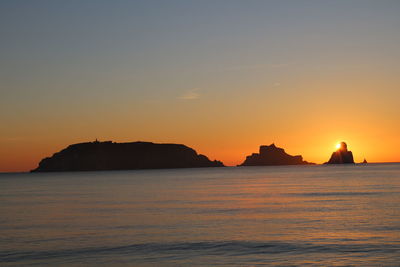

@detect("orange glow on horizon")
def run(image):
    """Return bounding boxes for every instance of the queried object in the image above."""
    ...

[1,134,400,172]
[1,75,400,171]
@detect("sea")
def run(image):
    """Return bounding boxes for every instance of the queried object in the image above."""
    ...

[1,164,400,266]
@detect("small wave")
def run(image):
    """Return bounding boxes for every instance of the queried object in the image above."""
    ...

[287,192,382,197]
[2,240,399,263]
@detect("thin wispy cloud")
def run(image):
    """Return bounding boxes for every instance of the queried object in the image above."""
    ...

[220,62,292,72]
[179,88,200,100]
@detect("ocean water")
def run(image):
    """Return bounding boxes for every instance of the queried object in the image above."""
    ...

[1,164,400,266]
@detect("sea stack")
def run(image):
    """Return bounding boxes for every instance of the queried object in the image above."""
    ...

[326,142,355,164]
[31,141,224,172]
[239,143,314,166]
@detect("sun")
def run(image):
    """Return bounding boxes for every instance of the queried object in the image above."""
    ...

[335,143,341,150]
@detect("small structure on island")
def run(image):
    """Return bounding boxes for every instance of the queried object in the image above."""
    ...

[325,142,355,164]
[239,143,314,166]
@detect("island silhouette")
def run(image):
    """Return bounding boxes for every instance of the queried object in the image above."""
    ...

[31,141,224,172]
[31,140,364,172]
[325,141,355,164]
[239,143,314,166]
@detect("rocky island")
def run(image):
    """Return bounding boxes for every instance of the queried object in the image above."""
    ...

[239,144,314,166]
[31,141,224,172]
[325,141,355,164]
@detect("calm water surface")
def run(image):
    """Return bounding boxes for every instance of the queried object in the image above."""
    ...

[1,164,400,266]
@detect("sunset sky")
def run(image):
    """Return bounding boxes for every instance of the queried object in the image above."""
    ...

[1,0,400,172]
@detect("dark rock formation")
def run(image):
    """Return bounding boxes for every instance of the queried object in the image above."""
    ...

[325,142,355,164]
[362,158,368,164]
[239,143,314,166]
[31,141,224,172]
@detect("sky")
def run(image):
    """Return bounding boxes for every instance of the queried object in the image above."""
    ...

[1,0,400,172]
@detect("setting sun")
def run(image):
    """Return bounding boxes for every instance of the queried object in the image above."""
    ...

[336,143,341,150]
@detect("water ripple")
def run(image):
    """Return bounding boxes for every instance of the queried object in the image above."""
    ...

[1,240,399,263]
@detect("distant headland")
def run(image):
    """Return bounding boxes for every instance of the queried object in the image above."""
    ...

[239,144,314,166]
[325,142,355,164]
[31,141,224,172]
